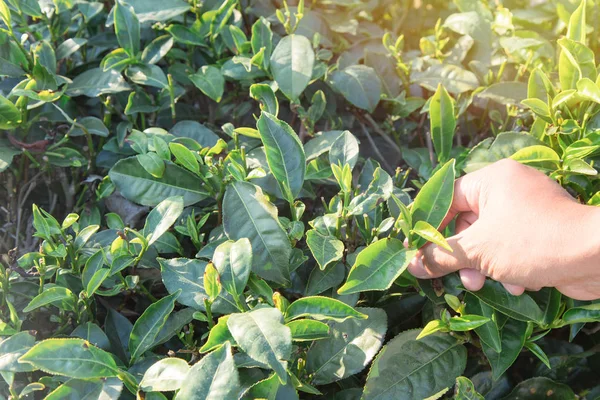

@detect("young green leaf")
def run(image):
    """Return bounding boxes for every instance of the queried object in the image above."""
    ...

[285,296,367,322]
[204,262,222,302]
[411,220,452,251]
[464,293,502,353]
[561,303,600,324]
[411,159,456,247]
[250,83,279,116]
[212,238,252,298]
[0,94,22,129]
[141,35,174,64]
[448,315,490,332]
[137,153,165,178]
[169,142,200,174]
[416,320,445,340]
[329,130,359,170]
[199,315,234,353]
[429,84,456,163]
[159,258,239,314]
[286,320,330,341]
[525,341,551,369]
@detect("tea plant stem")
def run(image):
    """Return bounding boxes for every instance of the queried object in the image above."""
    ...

[168,74,177,120]
[234,295,248,312]
[137,284,158,302]
[204,299,215,329]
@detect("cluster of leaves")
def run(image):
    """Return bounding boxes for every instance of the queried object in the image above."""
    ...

[1,0,600,399]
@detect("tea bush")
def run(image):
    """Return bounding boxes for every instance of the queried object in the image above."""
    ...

[1,0,600,399]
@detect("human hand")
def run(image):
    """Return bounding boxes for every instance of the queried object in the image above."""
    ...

[407,159,600,301]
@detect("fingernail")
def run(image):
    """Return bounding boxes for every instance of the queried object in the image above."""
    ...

[408,256,430,279]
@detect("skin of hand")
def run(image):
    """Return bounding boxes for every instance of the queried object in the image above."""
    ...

[407,158,600,301]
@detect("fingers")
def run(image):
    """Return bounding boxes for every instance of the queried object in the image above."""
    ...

[503,283,525,296]
[460,269,485,291]
[408,230,475,279]
[455,212,478,234]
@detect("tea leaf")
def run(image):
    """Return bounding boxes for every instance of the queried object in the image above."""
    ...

[257,112,306,203]
[129,290,180,363]
[306,230,344,271]
[143,196,184,245]
[212,239,252,298]
[467,280,545,323]
[0,331,36,372]
[429,84,456,163]
[190,66,225,103]
[306,308,387,385]
[175,342,240,399]
[330,65,382,113]
[227,307,291,384]
[140,358,189,392]
[411,159,456,247]
[23,287,77,313]
[285,296,367,322]
[270,34,314,100]
[339,238,416,294]
[20,339,120,379]
[223,181,291,285]
[114,0,140,56]
[200,315,234,353]
[287,320,330,341]
[109,157,209,206]
[362,330,466,400]
[482,318,527,380]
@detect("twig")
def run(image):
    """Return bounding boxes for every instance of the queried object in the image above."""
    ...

[362,113,402,157]
[425,127,435,167]
[358,121,394,171]
[15,172,44,252]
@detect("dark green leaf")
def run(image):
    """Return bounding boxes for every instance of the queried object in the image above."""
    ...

[20,339,120,379]
[222,181,291,285]
[129,290,180,362]
[306,307,387,385]
[227,307,291,383]
[362,331,466,400]
[338,238,416,294]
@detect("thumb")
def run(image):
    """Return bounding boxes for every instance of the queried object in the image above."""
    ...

[408,228,479,279]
